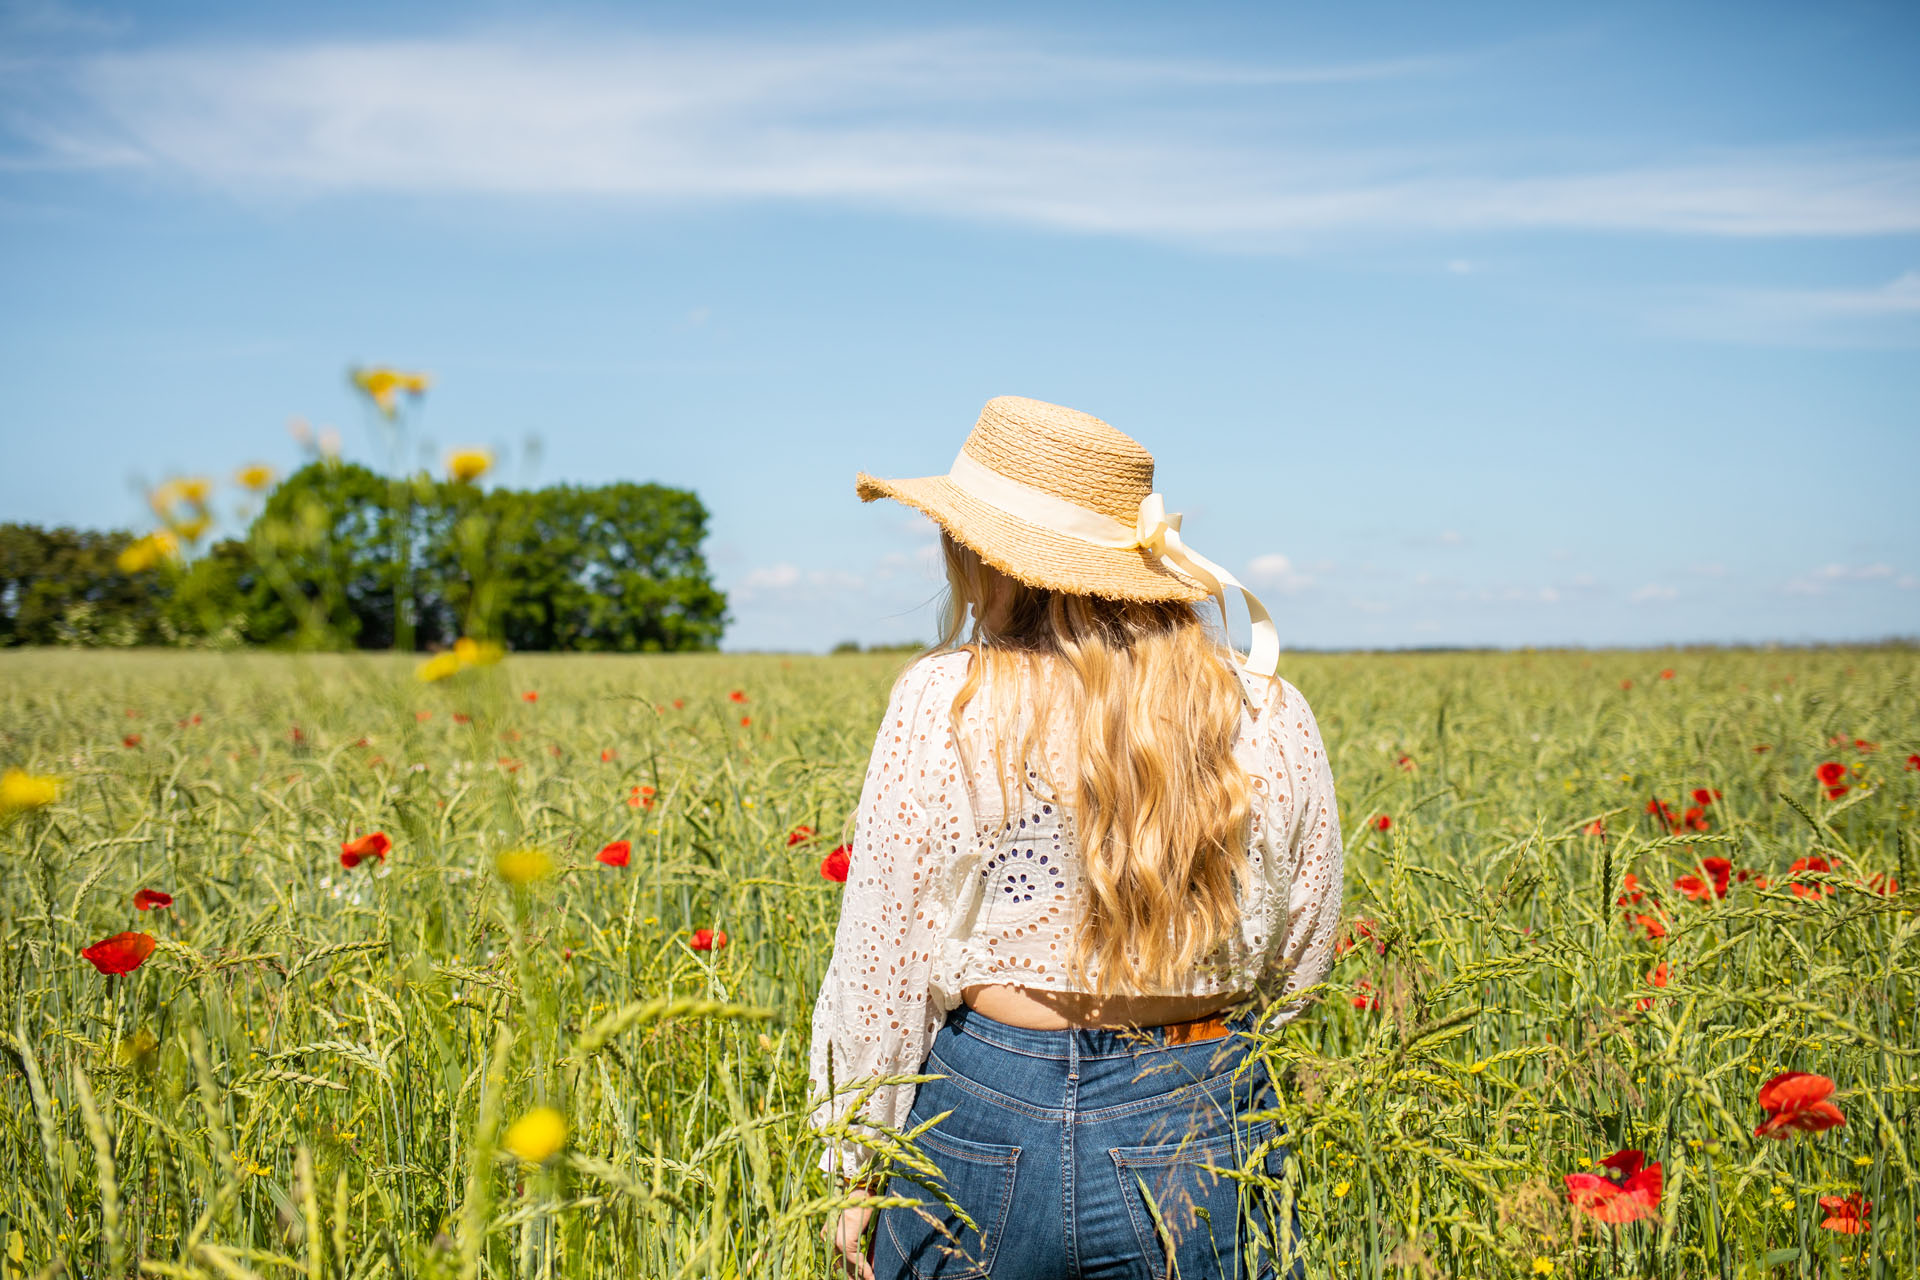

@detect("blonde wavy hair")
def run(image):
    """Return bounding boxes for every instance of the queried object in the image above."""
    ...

[930,530,1262,997]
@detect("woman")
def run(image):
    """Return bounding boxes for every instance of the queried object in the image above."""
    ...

[809,397,1343,1279]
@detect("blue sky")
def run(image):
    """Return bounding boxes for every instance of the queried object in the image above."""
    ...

[2,0,1916,651]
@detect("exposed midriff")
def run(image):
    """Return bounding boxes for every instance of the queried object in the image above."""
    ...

[961,982,1248,1030]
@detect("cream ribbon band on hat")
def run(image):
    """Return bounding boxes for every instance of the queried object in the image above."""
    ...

[946,450,1279,681]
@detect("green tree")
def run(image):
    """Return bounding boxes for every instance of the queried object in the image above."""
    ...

[0,524,169,646]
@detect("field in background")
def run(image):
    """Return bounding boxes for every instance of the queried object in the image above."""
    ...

[0,646,1913,1278]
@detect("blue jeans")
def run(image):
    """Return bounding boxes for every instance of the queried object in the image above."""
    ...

[872,1004,1307,1280]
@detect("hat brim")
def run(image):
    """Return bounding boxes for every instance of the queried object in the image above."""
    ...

[856,471,1212,604]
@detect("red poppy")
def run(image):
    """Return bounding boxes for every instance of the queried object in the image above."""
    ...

[1907,753,1920,771]
[1395,754,1415,771]
[1350,979,1380,1011]
[1564,1150,1662,1224]
[729,691,747,703]
[1659,669,1675,681]
[1620,679,1633,691]
[1635,962,1670,1012]
[1829,733,1848,747]
[628,785,656,810]
[1867,872,1900,896]
[1632,913,1667,941]
[1373,815,1392,832]
[601,748,616,762]
[81,931,157,976]
[690,928,728,951]
[1645,798,1678,832]
[1753,744,1771,754]
[133,888,172,911]
[820,844,851,882]
[672,699,685,710]
[415,710,432,722]
[740,716,751,727]
[1853,738,1878,752]
[1818,1193,1870,1234]
[597,840,631,868]
[340,831,391,869]
[1754,1071,1845,1138]
[787,825,815,846]
[522,691,538,703]
[1335,918,1386,959]
[452,712,471,725]
[1787,855,1833,899]
[1584,819,1607,838]
[1616,872,1651,908]
[1815,761,1848,799]
[122,734,141,748]
[1681,806,1710,833]
[1690,788,1721,806]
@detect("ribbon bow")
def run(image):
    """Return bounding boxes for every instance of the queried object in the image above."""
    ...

[939,451,1281,699]
[1133,494,1279,684]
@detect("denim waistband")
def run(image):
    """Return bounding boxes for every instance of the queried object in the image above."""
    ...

[947,1002,1258,1060]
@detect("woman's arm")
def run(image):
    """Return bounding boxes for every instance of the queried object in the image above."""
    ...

[806,654,966,1183]
[1255,684,1345,1018]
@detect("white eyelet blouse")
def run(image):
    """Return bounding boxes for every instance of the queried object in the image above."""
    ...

[805,648,1345,1180]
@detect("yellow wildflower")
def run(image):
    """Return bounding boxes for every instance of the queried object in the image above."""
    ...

[1468,1060,1487,1074]
[447,448,491,483]
[170,511,212,543]
[1852,1155,1873,1167]
[116,1028,160,1069]
[351,366,430,418]
[1532,1261,1555,1276]
[236,463,276,491]
[495,848,554,886]
[1331,1181,1351,1199]
[502,1106,566,1164]
[453,637,504,667]
[416,652,464,683]
[0,768,61,814]
[175,476,212,505]
[117,531,179,574]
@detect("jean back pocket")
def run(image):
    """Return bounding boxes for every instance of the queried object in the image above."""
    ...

[884,1126,1021,1280]
[1109,1118,1276,1280]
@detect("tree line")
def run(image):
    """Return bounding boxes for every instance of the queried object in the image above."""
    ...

[0,462,728,651]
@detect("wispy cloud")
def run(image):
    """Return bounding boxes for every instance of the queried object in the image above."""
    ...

[1244,552,1315,593]
[1783,562,1902,595]
[1657,270,1920,347]
[7,28,1918,247]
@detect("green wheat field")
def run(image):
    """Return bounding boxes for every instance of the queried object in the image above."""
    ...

[0,645,1913,1279]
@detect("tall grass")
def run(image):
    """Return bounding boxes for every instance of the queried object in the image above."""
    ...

[0,646,1912,1277]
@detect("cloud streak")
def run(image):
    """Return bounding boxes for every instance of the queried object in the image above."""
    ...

[7,28,1919,246]
[1658,270,1920,347]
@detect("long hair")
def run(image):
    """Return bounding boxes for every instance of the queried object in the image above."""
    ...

[929,529,1259,997]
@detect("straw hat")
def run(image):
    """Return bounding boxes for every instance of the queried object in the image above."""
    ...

[857,395,1282,678]
[856,396,1211,603]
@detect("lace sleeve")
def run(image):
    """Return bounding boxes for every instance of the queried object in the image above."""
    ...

[806,654,968,1181]
[1254,684,1345,1021]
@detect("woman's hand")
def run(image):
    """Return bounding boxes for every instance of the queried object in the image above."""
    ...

[823,1185,877,1279]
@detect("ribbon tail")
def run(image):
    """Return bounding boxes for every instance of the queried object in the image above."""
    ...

[1155,531,1280,684]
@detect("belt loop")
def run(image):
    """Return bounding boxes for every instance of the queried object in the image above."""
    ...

[1068,1027,1080,1082]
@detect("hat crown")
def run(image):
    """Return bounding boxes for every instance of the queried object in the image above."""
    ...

[960,396,1154,527]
